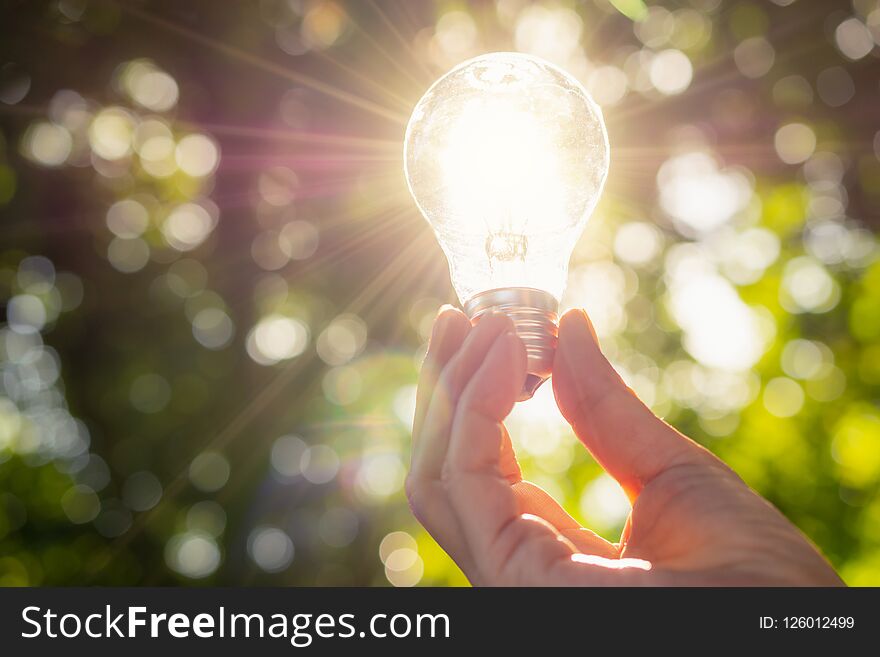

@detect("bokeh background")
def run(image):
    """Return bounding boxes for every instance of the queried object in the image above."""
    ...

[1,0,879,586]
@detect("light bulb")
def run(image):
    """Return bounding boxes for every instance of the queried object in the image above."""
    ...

[404,52,610,400]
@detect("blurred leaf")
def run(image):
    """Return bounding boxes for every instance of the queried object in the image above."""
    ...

[608,0,648,22]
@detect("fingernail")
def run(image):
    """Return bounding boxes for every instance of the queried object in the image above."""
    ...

[489,328,519,359]
[430,308,455,342]
[477,310,506,327]
[504,330,524,355]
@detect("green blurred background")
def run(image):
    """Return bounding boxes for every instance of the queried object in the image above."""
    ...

[0,0,878,586]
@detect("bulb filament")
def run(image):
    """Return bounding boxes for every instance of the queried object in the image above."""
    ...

[485,232,528,261]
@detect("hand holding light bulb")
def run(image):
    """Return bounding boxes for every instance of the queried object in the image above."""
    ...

[407,307,843,586]
[405,53,841,586]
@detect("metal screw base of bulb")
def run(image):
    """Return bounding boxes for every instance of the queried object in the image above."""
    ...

[463,287,559,402]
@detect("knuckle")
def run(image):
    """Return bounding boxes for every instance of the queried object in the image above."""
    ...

[404,478,428,527]
[404,474,422,507]
[438,462,455,490]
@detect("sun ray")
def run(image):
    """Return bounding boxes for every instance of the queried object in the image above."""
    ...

[220,152,401,167]
[347,9,429,89]
[84,222,437,578]
[365,0,435,81]
[185,122,401,151]
[312,48,415,111]
[116,1,408,125]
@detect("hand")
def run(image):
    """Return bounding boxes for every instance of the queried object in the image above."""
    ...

[406,306,843,586]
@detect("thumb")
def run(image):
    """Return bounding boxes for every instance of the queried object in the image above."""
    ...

[552,309,710,498]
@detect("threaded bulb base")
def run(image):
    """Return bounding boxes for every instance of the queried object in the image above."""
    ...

[463,287,559,401]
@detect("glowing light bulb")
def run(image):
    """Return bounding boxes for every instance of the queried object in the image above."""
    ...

[404,52,610,400]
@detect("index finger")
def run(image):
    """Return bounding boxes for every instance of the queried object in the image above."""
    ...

[412,306,471,441]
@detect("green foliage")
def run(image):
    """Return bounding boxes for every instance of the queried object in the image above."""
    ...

[0,0,878,587]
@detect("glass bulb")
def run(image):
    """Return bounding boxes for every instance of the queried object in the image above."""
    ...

[404,52,610,399]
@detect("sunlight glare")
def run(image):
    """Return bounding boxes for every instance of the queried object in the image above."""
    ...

[439,98,565,230]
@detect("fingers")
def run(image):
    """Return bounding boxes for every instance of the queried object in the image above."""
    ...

[410,309,651,585]
[553,309,712,498]
[411,312,515,482]
[407,312,522,582]
[498,426,522,483]
[511,481,619,558]
[442,328,581,583]
[510,481,581,531]
[412,306,471,442]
